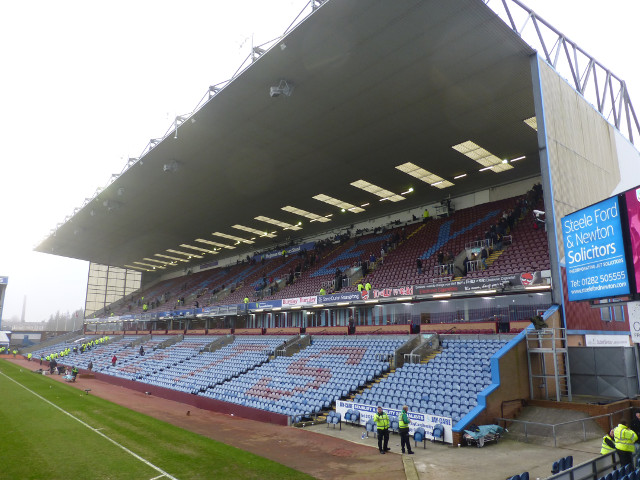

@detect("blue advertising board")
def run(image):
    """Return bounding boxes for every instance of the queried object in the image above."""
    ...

[248,300,283,310]
[562,196,630,301]
[318,292,363,304]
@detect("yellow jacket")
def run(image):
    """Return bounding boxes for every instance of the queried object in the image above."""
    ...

[613,424,637,452]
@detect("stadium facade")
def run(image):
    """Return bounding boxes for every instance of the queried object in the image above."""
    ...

[34,1,640,413]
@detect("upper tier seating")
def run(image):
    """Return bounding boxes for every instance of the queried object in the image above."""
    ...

[343,198,520,291]
[102,188,550,314]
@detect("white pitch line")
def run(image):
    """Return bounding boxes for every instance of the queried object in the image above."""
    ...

[1,370,179,480]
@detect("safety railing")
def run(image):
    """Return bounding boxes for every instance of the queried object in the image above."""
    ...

[495,406,632,448]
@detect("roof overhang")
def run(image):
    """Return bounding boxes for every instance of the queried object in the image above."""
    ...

[36,0,539,271]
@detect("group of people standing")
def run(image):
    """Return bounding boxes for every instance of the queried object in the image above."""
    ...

[372,405,414,455]
[601,413,640,467]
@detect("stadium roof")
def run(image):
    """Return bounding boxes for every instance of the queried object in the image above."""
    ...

[36,0,540,271]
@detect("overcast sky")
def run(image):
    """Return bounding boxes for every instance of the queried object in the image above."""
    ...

[0,0,638,323]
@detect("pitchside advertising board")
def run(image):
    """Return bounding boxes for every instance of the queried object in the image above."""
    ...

[563,196,631,301]
[335,400,453,444]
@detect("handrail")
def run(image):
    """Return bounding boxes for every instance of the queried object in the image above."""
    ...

[495,406,632,447]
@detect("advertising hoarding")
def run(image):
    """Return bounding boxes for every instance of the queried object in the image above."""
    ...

[562,196,630,301]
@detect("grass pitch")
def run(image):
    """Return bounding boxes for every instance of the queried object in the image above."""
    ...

[0,360,313,480]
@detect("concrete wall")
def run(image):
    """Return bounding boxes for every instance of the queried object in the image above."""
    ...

[536,59,639,333]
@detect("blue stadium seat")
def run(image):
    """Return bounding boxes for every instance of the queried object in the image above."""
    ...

[413,427,426,449]
[432,424,444,443]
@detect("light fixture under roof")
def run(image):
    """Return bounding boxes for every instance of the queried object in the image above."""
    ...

[312,194,365,213]
[395,162,454,189]
[155,253,188,262]
[180,244,217,254]
[453,173,467,179]
[232,225,277,238]
[452,141,514,173]
[124,264,150,272]
[196,238,235,249]
[133,261,166,269]
[255,216,302,230]
[143,257,173,266]
[350,180,405,202]
[524,116,538,131]
[281,206,330,223]
[167,249,203,259]
[212,232,254,244]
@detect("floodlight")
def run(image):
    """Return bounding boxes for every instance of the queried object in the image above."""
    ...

[270,80,293,97]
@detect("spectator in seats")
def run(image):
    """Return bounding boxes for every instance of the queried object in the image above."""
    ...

[111,355,117,367]
[480,247,488,269]
[335,268,343,291]
[497,316,509,333]
[139,345,145,356]
[462,255,468,276]
[369,252,376,265]
[437,250,444,266]
[88,360,93,371]
[601,430,616,455]
[374,406,391,453]
[416,258,423,275]
[399,405,414,454]
[613,420,637,466]
[392,232,400,249]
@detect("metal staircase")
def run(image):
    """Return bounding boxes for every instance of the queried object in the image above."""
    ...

[526,328,572,401]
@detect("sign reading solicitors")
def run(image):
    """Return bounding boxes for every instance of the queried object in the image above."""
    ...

[562,196,630,301]
[335,400,453,443]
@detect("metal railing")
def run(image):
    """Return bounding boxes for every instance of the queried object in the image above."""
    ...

[465,239,493,250]
[495,406,632,447]
[434,264,454,276]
